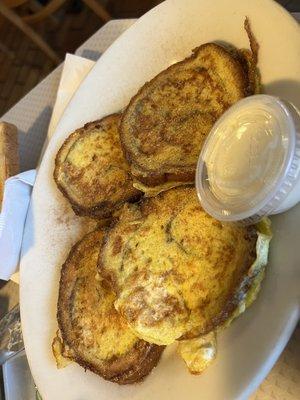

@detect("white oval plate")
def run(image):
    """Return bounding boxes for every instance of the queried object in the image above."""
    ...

[20,1,300,399]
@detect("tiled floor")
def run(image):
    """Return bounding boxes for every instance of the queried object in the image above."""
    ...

[0,4,103,116]
[0,0,160,116]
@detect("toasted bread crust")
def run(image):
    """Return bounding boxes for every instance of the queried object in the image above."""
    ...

[57,229,164,384]
[54,114,141,219]
[100,186,258,345]
[120,43,250,187]
[0,122,19,208]
[73,340,164,384]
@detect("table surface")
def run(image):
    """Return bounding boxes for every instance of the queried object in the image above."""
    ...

[0,16,300,400]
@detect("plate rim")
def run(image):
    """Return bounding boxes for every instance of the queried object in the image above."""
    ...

[20,1,300,399]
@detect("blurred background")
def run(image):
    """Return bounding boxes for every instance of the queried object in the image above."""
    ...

[0,0,299,117]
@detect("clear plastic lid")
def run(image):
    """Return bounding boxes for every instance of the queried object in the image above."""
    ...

[196,95,300,224]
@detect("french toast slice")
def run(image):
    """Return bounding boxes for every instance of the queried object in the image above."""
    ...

[100,186,265,346]
[120,22,259,193]
[54,114,141,218]
[177,217,272,375]
[56,229,164,384]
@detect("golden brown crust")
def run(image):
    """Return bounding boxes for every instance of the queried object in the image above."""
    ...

[242,17,260,95]
[100,186,258,345]
[57,229,164,384]
[120,43,250,188]
[54,114,142,219]
[244,17,259,66]
[73,341,164,384]
[0,122,19,208]
[180,228,257,339]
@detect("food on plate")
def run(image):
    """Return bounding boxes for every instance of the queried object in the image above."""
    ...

[178,217,272,374]
[52,22,272,380]
[52,331,73,369]
[100,186,270,346]
[54,114,141,219]
[120,19,259,195]
[54,228,164,384]
[177,332,217,375]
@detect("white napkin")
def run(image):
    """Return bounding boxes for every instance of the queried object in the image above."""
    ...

[47,53,95,138]
[0,54,95,283]
[0,170,36,280]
